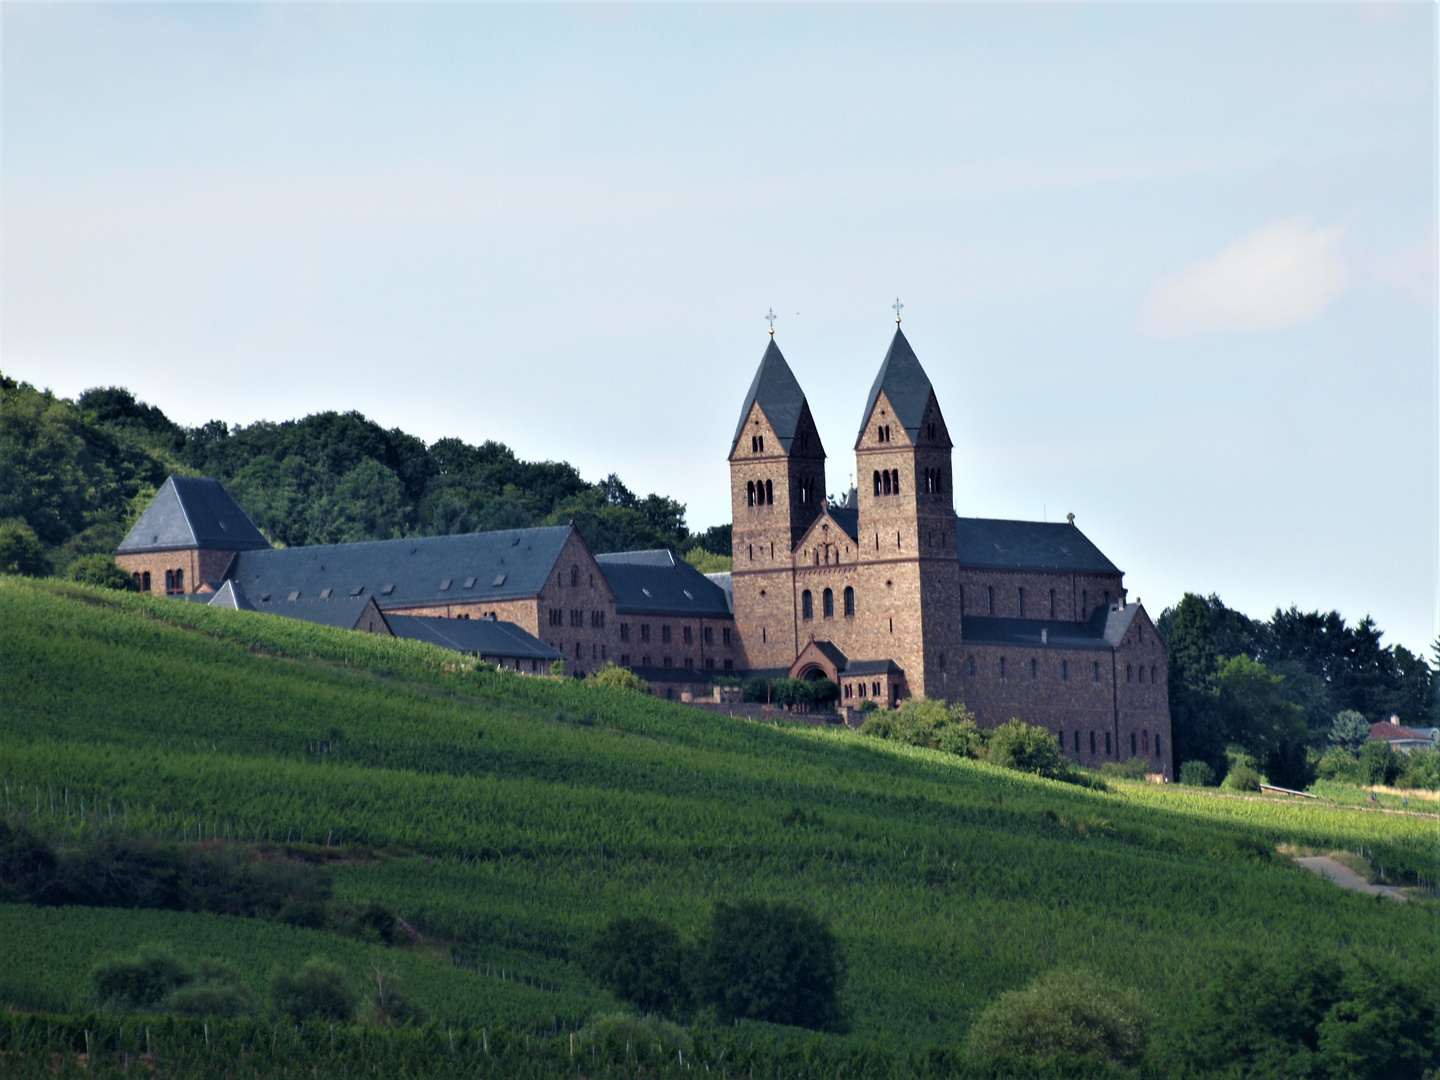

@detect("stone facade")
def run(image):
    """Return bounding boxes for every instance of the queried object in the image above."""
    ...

[725,327,1173,778]
[116,548,236,595]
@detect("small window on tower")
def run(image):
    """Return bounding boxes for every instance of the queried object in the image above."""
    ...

[843,586,855,617]
[765,479,774,504]
[822,588,834,618]
[873,471,882,496]
[802,590,813,620]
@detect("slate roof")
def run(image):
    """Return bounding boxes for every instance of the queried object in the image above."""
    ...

[206,580,255,611]
[385,615,562,660]
[798,640,850,671]
[227,526,573,610]
[955,517,1121,575]
[962,604,1140,652]
[732,339,809,454]
[856,328,935,447]
[595,550,733,617]
[117,477,272,555]
[828,508,860,542]
[844,659,904,676]
[243,592,384,630]
[1369,721,1436,744]
[704,572,734,613]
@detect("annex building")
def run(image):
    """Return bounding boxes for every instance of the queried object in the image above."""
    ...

[114,323,1172,778]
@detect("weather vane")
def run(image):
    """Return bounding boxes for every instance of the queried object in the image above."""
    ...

[765,308,776,335]
[892,297,904,324]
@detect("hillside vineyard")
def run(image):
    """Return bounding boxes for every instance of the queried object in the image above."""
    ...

[112,322,1172,778]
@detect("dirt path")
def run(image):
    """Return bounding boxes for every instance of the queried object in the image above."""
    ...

[1296,856,1407,902]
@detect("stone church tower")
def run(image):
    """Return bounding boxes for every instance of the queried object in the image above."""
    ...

[850,327,964,701]
[728,337,828,670]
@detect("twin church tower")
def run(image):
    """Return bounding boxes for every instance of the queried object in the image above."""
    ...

[729,324,961,704]
[724,320,1172,778]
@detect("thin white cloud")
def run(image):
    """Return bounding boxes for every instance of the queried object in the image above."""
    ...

[1135,218,1351,338]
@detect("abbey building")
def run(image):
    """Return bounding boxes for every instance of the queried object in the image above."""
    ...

[113,324,1171,778]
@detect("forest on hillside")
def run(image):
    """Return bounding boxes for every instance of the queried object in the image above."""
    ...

[0,375,731,576]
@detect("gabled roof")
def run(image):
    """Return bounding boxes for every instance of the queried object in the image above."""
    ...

[704,572,734,613]
[244,591,388,631]
[595,549,733,617]
[955,517,1121,575]
[856,328,935,447]
[206,580,255,611]
[385,615,562,660]
[829,508,860,542]
[1369,721,1435,743]
[731,339,809,455]
[117,477,272,554]
[228,526,574,610]
[962,603,1141,652]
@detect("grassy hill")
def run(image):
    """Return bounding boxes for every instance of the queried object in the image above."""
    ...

[1,577,1436,1071]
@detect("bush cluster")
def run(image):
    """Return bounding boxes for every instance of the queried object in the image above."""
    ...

[581,901,846,1032]
[966,966,1151,1067]
[1315,743,1438,790]
[741,677,838,709]
[0,823,399,942]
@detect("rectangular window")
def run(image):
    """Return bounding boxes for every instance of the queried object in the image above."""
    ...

[998,656,1005,678]
[1105,731,1112,755]
[724,660,733,671]
[703,626,714,644]
[706,658,715,670]
[1074,731,1081,752]
[1089,731,1096,754]
[1018,587,1025,617]
[620,654,630,666]
[640,624,651,642]
[683,625,693,645]
[590,611,606,628]
[1062,660,1069,681]
[661,625,672,644]
[663,657,673,668]
[722,627,731,645]
[619,623,630,641]
[1131,732,1137,756]
[987,586,994,615]
[548,609,563,627]
[1093,661,1100,682]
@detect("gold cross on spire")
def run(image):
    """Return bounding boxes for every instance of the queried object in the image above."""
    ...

[765,308,776,335]
[892,297,904,324]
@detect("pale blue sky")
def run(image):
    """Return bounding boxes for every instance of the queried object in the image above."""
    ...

[4,3,1436,654]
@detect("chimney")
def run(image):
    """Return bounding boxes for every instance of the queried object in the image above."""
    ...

[1390,715,1400,726]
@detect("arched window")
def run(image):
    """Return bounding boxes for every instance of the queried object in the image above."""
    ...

[801,590,813,620]
[747,481,756,506]
[873,470,881,496]
[141,571,151,592]
[175,569,183,592]
[843,586,855,617]
[966,655,976,676]
[765,479,773,505]
[882,471,892,495]
[1126,664,1133,683]
[891,469,900,494]
[822,588,834,618]
[164,570,175,593]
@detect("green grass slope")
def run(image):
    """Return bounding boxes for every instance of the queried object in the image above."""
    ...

[1,577,1435,1051]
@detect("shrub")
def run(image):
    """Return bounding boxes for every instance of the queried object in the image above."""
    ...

[270,958,355,1023]
[694,900,845,1031]
[0,519,50,577]
[1179,760,1216,787]
[1101,759,1148,781]
[987,719,1066,778]
[1223,764,1262,792]
[1190,952,1438,1079]
[93,945,191,1011]
[1396,748,1440,791]
[859,698,984,757]
[966,966,1151,1067]
[165,960,254,1018]
[1316,748,1362,783]
[1328,710,1371,756]
[364,960,426,1027]
[65,553,138,591]
[581,916,691,1019]
[588,662,650,693]
[856,699,878,713]
[1358,740,1401,786]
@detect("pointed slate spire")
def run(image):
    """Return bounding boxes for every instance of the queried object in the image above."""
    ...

[731,338,809,455]
[855,327,934,447]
